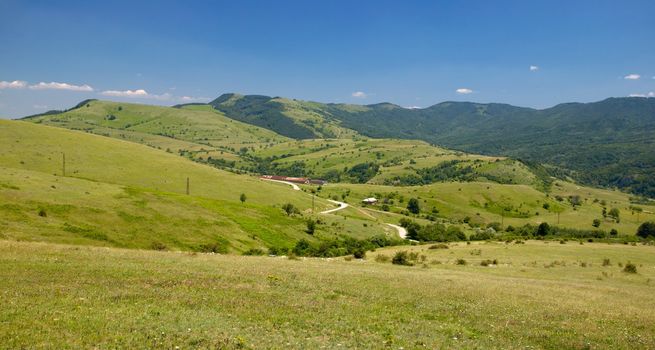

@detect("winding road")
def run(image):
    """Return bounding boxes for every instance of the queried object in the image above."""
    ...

[386,224,408,239]
[261,178,408,239]
[320,200,349,214]
[261,178,301,190]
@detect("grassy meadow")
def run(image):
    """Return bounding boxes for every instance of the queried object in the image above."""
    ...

[1,240,654,349]
[0,120,390,252]
[314,180,655,236]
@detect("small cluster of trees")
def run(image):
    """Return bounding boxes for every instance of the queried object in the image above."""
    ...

[269,235,402,258]
[399,218,465,242]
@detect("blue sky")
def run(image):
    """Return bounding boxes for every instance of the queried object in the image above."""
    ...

[1,0,654,118]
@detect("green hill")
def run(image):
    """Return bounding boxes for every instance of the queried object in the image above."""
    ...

[26,99,547,190]
[24,99,291,171]
[0,120,390,252]
[205,94,655,198]
[209,93,359,139]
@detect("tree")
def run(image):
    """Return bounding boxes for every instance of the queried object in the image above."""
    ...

[592,219,601,228]
[407,198,420,215]
[240,193,247,204]
[568,195,582,207]
[536,222,550,236]
[281,203,298,216]
[636,221,655,239]
[305,219,316,235]
[608,208,620,223]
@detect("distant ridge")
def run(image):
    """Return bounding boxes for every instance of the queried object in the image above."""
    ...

[207,94,655,197]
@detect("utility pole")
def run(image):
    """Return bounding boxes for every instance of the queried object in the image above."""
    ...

[62,152,66,177]
[186,177,190,195]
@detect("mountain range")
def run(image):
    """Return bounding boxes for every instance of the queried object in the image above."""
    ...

[204,94,655,197]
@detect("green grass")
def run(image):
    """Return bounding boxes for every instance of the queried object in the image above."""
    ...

[0,121,390,251]
[2,240,654,349]
[253,138,538,186]
[26,100,290,169]
[315,180,655,235]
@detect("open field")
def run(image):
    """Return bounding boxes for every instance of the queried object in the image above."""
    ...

[1,240,654,349]
[0,121,391,251]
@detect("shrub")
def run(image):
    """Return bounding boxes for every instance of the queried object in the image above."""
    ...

[375,254,390,263]
[602,258,611,266]
[392,251,414,266]
[150,241,167,251]
[381,204,390,212]
[428,243,449,249]
[407,198,420,214]
[536,222,550,236]
[637,221,655,239]
[38,208,47,217]
[353,249,366,259]
[455,258,467,265]
[243,248,266,256]
[305,219,316,235]
[592,219,601,228]
[281,203,299,216]
[623,262,637,274]
[610,228,618,236]
[268,246,288,256]
[197,241,228,254]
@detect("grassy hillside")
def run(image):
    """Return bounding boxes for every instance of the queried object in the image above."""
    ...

[206,94,655,198]
[250,138,542,187]
[2,240,654,348]
[25,100,290,171]
[210,93,359,139]
[25,99,548,191]
[314,180,655,236]
[0,120,390,251]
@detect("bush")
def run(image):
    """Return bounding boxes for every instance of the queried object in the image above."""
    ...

[536,222,551,236]
[243,248,266,256]
[353,249,366,259]
[592,219,601,228]
[428,243,449,249]
[150,241,167,251]
[197,241,228,254]
[268,246,288,256]
[637,221,655,239]
[38,208,47,217]
[375,254,390,263]
[455,258,467,265]
[407,198,420,214]
[623,262,637,273]
[281,203,299,216]
[306,219,316,235]
[602,258,611,266]
[392,251,414,266]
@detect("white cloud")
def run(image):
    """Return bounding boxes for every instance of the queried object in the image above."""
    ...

[101,89,149,97]
[29,82,94,91]
[351,91,367,98]
[624,74,641,80]
[456,88,473,94]
[529,65,539,71]
[628,92,655,98]
[0,80,28,89]
[180,96,210,102]
[405,106,422,109]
